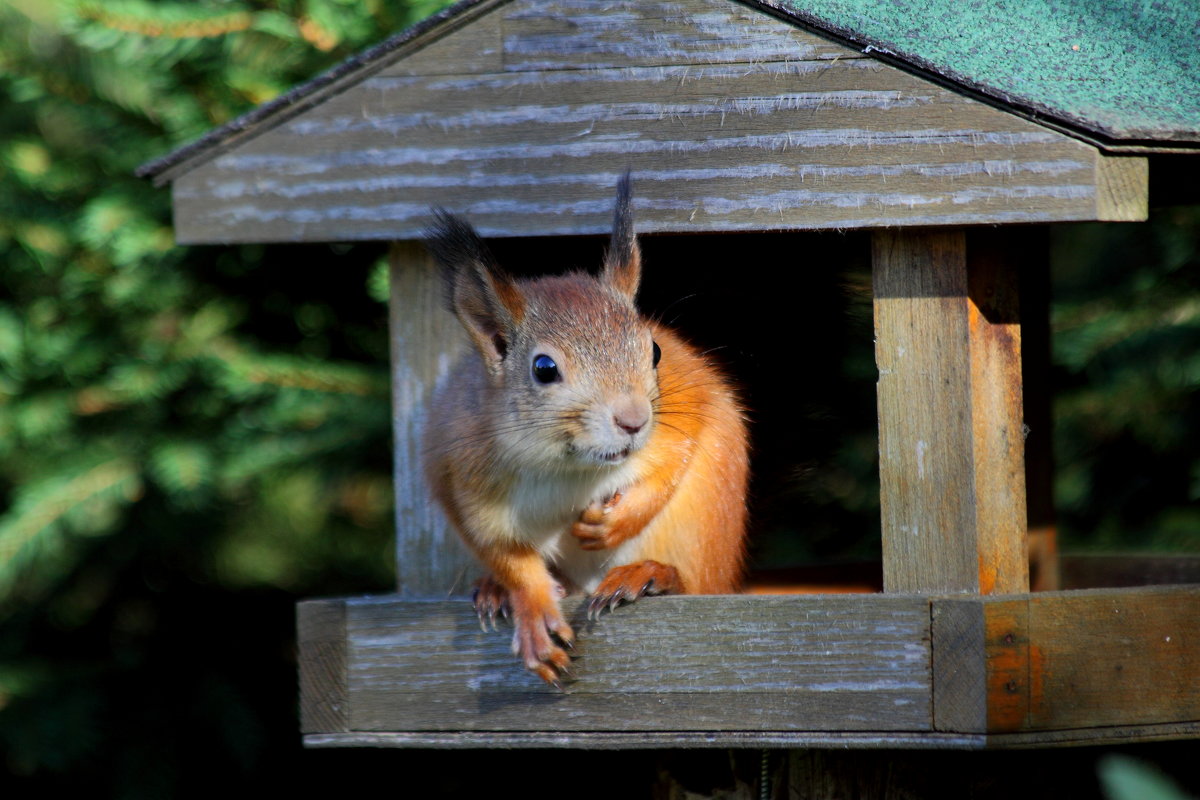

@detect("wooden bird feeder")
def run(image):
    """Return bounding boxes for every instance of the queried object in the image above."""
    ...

[141,0,1200,751]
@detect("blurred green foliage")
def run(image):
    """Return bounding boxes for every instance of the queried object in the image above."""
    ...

[1052,209,1200,552]
[0,0,1196,794]
[0,0,450,792]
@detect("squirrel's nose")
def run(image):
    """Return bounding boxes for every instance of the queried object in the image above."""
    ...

[613,398,650,436]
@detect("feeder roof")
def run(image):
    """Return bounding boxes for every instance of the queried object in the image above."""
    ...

[765,0,1200,145]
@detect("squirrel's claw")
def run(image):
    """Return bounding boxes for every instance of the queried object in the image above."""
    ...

[472,574,511,632]
[587,560,683,620]
[507,598,575,690]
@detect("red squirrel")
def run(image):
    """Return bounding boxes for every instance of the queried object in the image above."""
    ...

[423,175,749,686]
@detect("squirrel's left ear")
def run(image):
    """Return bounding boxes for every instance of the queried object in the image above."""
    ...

[602,171,641,301]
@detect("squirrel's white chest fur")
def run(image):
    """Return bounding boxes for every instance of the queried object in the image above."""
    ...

[505,461,641,593]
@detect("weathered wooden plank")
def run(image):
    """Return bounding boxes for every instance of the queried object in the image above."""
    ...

[984,720,1200,748]
[499,0,857,70]
[965,229,1030,594]
[873,229,1029,595]
[351,691,924,733]
[297,599,348,734]
[930,599,986,732]
[305,730,989,749]
[387,242,476,595]
[387,5,503,76]
[1094,152,1149,221]
[172,36,1114,242]
[931,597,1028,734]
[933,586,1200,736]
[335,595,933,733]
[305,719,1200,750]
[1023,585,1200,730]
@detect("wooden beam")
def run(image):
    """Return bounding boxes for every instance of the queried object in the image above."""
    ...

[305,719,1200,750]
[297,599,349,734]
[932,586,1200,734]
[873,229,1029,595]
[1024,586,1200,730]
[297,594,934,735]
[305,730,988,749]
[388,241,476,594]
[1094,153,1149,221]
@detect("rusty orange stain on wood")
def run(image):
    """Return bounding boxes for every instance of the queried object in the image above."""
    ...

[978,556,998,595]
[984,600,1030,732]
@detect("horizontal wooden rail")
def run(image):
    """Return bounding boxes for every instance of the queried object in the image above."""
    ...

[299,583,1200,749]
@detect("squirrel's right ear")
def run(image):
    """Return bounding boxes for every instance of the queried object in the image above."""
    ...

[602,172,641,301]
[425,209,525,374]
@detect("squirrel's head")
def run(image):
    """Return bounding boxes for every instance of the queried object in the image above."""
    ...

[426,174,660,469]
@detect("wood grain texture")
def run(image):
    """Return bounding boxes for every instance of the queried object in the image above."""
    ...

[930,597,1028,734]
[304,720,1200,750]
[388,8,503,76]
[981,599,1030,732]
[1094,153,1149,221]
[388,242,476,595]
[330,594,933,733]
[1022,585,1200,730]
[873,229,1029,595]
[297,600,348,734]
[170,0,1124,244]
[304,730,990,749]
[932,586,1200,735]
[930,599,986,733]
[499,0,856,70]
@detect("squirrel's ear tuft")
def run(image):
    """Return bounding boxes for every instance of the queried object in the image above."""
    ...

[425,208,498,309]
[602,171,641,301]
[425,208,524,373]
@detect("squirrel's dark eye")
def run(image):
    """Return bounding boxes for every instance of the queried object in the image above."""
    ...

[532,354,560,383]
[652,341,662,368]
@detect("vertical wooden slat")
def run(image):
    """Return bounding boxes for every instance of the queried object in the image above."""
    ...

[873,229,1029,595]
[965,229,1029,595]
[297,599,348,734]
[389,241,475,595]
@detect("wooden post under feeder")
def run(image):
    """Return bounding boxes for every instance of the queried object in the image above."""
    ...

[139,0,1200,770]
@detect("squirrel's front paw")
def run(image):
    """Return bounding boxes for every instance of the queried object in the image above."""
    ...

[510,596,575,689]
[587,560,684,620]
[571,491,630,550]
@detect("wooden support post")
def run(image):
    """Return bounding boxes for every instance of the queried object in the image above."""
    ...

[873,229,1029,595]
[388,241,475,595]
